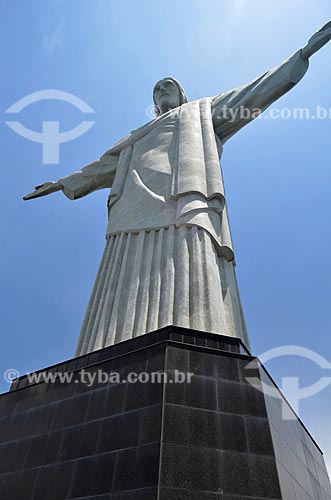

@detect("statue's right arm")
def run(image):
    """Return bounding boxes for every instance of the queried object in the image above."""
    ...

[212,20,330,144]
[23,152,118,201]
[211,50,309,144]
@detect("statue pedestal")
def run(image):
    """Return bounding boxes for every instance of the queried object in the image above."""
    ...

[1,326,330,499]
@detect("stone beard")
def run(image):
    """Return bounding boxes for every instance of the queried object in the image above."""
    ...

[53,51,309,356]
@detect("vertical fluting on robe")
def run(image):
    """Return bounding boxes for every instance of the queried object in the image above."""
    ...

[75,226,249,356]
[59,51,311,356]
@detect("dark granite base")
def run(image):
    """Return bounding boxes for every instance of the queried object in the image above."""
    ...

[0,326,330,499]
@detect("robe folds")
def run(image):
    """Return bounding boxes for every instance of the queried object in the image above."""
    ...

[59,50,308,356]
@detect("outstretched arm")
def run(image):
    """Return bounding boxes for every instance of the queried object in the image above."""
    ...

[301,20,331,59]
[23,181,61,200]
[212,21,331,143]
[23,151,118,201]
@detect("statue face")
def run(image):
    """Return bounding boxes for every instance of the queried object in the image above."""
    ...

[153,79,181,114]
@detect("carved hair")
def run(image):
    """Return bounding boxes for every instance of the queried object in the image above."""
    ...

[153,77,188,116]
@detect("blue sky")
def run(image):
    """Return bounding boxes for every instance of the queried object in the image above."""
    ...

[1,0,330,472]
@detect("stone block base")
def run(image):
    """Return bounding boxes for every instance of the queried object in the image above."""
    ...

[0,326,330,499]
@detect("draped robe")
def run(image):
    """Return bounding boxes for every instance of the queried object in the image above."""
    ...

[59,51,308,356]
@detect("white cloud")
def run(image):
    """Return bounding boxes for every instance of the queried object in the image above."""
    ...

[42,19,65,53]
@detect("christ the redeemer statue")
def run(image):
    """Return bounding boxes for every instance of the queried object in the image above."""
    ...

[24,23,331,356]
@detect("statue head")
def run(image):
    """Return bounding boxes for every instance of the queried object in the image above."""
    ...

[153,77,188,116]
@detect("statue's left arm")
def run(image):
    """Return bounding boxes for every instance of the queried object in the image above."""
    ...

[212,21,331,143]
[58,152,118,200]
[23,151,118,201]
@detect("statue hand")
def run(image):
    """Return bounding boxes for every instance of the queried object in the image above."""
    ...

[302,20,331,59]
[23,181,61,200]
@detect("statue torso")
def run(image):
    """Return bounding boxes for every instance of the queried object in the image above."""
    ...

[106,111,179,234]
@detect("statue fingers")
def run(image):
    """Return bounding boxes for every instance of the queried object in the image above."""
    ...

[23,183,52,200]
[34,181,53,190]
[320,20,331,32]
[23,191,39,201]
